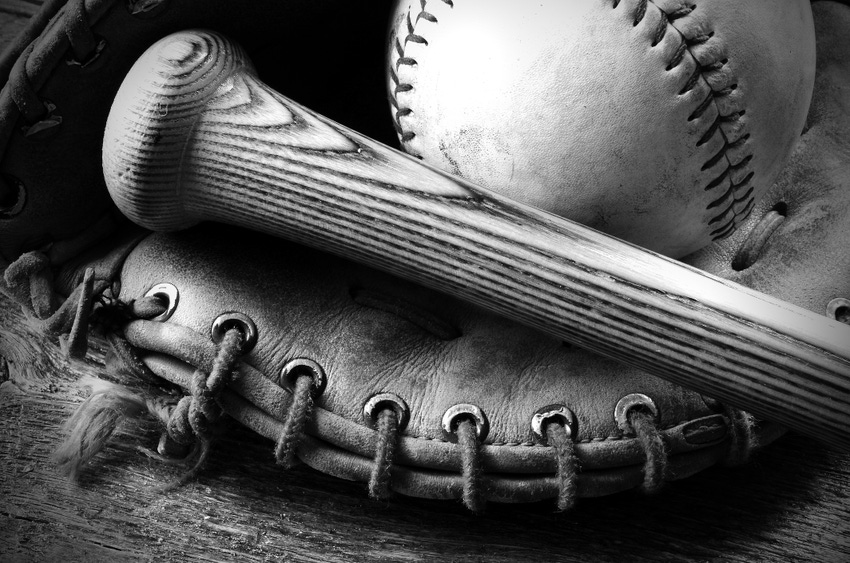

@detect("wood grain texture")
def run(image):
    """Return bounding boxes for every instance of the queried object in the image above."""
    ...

[102,30,850,451]
[2,289,849,562]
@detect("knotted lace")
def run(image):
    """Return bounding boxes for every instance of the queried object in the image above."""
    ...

[53,325,246,491]
[155,327,245,490]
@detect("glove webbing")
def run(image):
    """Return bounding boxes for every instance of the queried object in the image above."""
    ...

[3,250,98,357]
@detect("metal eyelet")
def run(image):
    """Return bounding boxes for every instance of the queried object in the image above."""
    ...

[363,392,410,431]
[0,174,26,218]
[127,0,172,17]
[143,283,179,322]
[279,358,326,395]
[211,312,258,354]
[442,404,489,443]
[531,404,577,443]
[614,393,659,433]
[827,298,850,325]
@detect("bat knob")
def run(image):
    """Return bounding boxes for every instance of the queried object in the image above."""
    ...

[102,30,253,231]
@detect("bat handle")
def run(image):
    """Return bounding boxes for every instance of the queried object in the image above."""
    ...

[103,30,850,451]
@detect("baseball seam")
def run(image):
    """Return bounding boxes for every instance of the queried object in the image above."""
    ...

[631,0,757,240]
[388,0,454,159]
[389,0,757,241]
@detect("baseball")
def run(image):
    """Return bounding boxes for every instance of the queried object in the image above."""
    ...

[387,0,816,257]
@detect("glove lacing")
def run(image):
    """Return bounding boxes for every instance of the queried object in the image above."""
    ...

[3,251,248,489]
[274,372,316,469]
[368,407,400,501]
[3,250,99,358]
[546,421,580,512]
[623,408,669,494]
[456,417,485,512]
[0,0,114,203]
[52,312,248,491]
[153,326,245,491]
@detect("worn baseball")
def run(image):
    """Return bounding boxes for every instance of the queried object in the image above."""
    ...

[387,0,816,257]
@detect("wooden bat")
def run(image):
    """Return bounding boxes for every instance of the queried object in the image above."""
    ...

[102,30,850,450]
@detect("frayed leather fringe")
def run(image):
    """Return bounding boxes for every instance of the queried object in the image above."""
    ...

[53,378,149,481]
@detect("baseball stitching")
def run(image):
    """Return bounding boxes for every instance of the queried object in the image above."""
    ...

[389,0,454,158]
[388,0,757,240]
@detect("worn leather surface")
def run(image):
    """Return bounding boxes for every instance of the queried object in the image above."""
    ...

[115,224,777,501]
[118,226,728,448]
[126,320,761,499]
[0,0,396,264]
[387,0,816,258]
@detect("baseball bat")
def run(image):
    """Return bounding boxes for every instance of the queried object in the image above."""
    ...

[103,30,850,450]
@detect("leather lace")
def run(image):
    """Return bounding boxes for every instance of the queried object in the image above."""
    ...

[154,327,245,491]
[368,407,400,500]
[625,408,669,494]
[0,0,101,203]
[546,422,579,512]
[274,372,316,469]
[457,418,485,512]
[4,250,101,357]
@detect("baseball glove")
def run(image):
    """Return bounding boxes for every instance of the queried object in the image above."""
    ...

[52,224,783,513]
[1,0,847,513]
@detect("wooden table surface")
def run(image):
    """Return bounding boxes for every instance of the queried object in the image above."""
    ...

[1,2,849,562]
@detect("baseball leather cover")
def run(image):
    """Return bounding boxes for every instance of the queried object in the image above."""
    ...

[387,0,817,258]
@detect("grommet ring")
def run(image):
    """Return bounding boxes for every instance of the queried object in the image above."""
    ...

[614,393,659,432]
[211,312,258,354]
[442,404,489,443]
[279,358,326,395]
[144,283,179,322]
[827,298,850,324]
[363,393,410,431]
[531,404,577,442]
